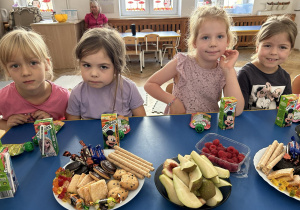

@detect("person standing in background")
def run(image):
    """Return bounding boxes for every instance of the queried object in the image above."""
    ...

[85,0,108,29]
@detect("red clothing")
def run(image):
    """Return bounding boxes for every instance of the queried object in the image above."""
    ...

[85,12,108,29]
[0,81,70,121]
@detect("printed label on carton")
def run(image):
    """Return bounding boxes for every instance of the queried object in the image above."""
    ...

[218,97,237,130]
[0,147,18,199]
[102,113,119,149]
[275,94,298,127]
[34,118,59,157]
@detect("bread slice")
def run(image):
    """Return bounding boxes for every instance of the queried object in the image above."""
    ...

[67,174,80,193]
[77,174,94,189]
[267,168,294,180]
[89,179,108,202]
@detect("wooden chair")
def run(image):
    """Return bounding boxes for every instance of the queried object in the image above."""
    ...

[142,34,162,68]
[162,30,180,60]
[292,74,300,94]
[124,36,143,73]
[125,29,131,33]
[141,29,154,32]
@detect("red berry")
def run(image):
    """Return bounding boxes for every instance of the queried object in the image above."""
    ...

[209,145,217,151]
[223,161,231,171]
[202,147,210,153]
[211,149,218,156]
[227,146,235,153]
[212,139,220,146]
[232,157,238,163]
[226,152,232,159]
[234,149,239,155]
[204,142,213,148]
[208,155,216,163]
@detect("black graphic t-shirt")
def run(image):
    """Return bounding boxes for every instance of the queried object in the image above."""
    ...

[237,63,292,110]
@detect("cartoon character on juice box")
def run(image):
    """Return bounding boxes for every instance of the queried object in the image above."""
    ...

[104,130,117,149]
[224,111,234,129]
[284,109,294,127]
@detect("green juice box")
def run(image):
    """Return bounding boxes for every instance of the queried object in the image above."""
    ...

[34,118,59,157]
[102,113,119,149]
[0,144,19,199]
[218,97,237,130]
[275,94,298,127]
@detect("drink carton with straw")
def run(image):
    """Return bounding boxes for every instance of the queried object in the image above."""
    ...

[218,97,237,130]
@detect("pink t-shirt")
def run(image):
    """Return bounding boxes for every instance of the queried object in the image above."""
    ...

[0,81,70,121]
[84,13,108,29]
[165,53,226,114]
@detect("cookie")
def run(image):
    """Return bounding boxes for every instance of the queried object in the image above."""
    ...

[113,169,128,180]
[74,165,89,175]
[101,160,117,174]
[107,180,120,191]
[65,161,82,172]
[120,173,139,190]
[89,171,102,181]
[108,187,129,202]
[93,166,110,179]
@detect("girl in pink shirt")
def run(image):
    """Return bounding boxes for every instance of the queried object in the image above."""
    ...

[85,0,108,29]
[0,29,70,131]
[144,6,244,116]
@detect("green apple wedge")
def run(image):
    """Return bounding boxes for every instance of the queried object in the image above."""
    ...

[178,154,197,172]
[205,186,223,207]
[214,178,232,188]
[214,166,230,179]
[173,174,205,208]
[159,174,184,206]
[172,166,190,186]
[191,151,218,179]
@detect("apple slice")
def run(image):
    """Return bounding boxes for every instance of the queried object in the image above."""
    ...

[162,159,179,179]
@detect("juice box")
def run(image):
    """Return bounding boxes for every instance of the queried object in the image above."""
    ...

[275,94,298,127]
[101,113,119,149]
[34,118,59,157]
[0,145,19,199]
[218,97,237,130]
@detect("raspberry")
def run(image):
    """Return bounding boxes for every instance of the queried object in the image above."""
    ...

[211,149,218,156]
[204,142,213,148]
[222,160,231,171]
[209,145,217,151]
[202,147,210,153]
[208,155,216,163]
[227,158,234,163]
[212,139,220,146]
[218,150,226,158]
[232,157,238,163]
[234,149,239,155]
[226,152,232,159]
[238,153,245,159]
[227,146,235,153]
[231,164,238,172]
[238,154,245,163]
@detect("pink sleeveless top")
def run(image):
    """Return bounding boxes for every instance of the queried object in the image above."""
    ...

[165,53,226,114]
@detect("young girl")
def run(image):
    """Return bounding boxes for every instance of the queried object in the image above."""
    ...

[144,6,244,115]
[0,29,70,130]
[66,27,146,120]
[238,15,298,110]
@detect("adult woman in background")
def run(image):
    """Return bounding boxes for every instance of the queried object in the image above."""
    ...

[85,0,108,29]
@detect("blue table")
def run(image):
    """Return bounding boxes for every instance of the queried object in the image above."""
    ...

[1,110,300,209]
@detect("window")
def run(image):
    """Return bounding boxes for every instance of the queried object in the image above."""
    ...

[195,0,254,15]
[120,0,180,17]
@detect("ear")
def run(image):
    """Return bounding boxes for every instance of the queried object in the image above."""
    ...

[45,58,51,71]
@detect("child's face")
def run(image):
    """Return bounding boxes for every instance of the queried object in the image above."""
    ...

[193,19,229,68]
[5,51,49,93]
[80,49,115,89]
[255,32,291,73]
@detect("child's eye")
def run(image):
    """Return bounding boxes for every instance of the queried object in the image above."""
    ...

[280,46,288,50]
[218,35,224,39]
[30,61,39,66]
[100,65,108,70]
[10,64,19,69]
[202,36,209,40]
[82,63,91,68]
[263,44,271,48]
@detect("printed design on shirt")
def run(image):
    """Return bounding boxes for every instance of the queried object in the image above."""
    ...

[249,82,285,110]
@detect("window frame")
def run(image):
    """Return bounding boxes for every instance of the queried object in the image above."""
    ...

[119,0,180,18]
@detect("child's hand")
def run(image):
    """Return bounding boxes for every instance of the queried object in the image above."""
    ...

[170,98,186,115]
[7,114,30,128]
[32,110,51,120]
[219,49,239,74]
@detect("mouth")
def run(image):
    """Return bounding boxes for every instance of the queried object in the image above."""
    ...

[206,51,220,54]
[266,58,278,62]
[23,80,35,84]
[89,81,102,84]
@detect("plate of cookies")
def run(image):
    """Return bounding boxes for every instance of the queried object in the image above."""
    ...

[53,147,155,210]
[254,142,300,201]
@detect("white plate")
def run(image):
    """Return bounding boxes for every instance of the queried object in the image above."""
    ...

[253,147,300,201]
[54,149,145,209]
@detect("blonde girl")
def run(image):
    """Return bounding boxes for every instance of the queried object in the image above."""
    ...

[144,6,244,115]
[0,28,70,130]
[66,27,146,120]
[238,15,297,110]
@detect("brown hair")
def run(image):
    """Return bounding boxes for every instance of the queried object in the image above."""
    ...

[187,5,236,56]
[252,15,298,60]
[75,27,127,111]
[0,28,53,80]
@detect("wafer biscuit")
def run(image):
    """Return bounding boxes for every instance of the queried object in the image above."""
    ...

[114,146,153,166]
[266,143,284,166]
[260,140,278,168]
[107,156,145,179]
[267,168,294,180]
[266,150,285,170]
[115,150,155,171]
[112,152,150,173]
[257,145,271,170]
[288,175,300,186]
[108,153,151,178]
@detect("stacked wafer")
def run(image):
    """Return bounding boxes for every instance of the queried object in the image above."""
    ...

[256,140,285,175]
[107,146,154,179]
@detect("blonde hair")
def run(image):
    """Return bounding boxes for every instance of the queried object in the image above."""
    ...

[90,0,101,13]
[187,5,236,56]
[75,27,127,111]
[0,28,53,80]
[252,15,298,60]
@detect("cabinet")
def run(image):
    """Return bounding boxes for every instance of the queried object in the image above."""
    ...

[31,20,84,70]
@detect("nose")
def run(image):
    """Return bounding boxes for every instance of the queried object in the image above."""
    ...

[210,37,217,47]
[21,65,32,76]
[270,47,278,55]
[90,68,99,77]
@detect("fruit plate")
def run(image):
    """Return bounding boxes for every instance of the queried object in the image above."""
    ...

[253,147,300,201]
[53,149,145,209]
[154,157,232,209]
